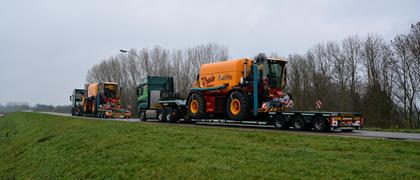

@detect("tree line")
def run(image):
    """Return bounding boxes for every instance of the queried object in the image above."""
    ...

[86,43,229,112]
[86,22,419,129]
[287,22,420,128]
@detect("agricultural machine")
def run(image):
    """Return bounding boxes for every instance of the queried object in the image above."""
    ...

[70,82,132,118]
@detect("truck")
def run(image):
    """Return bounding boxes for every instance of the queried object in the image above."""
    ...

[135,54,363,131]
[70,89,85,116]
[184,53,363,131]
[137,76,187,122]
[70,81,132,118]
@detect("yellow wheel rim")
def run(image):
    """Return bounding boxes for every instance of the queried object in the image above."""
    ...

[190,100,199,114]
[230,99,241,115]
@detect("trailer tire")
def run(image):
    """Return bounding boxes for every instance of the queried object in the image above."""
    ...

[313,116,328,132]
[187,93,206,118]
[274,115,288,130]
[293,115,306,131]
[226,91,248,120]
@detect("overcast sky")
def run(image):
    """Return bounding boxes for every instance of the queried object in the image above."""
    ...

[0,0,419,106]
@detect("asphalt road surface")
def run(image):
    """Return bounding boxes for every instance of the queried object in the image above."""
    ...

[35,112,420,141]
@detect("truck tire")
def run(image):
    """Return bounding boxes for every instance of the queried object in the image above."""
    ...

[226,91,248,120]
[166,113,177,123]
[313,116,328,132]
[187,93,206,118]
[274,114,288,130]
[158,111,167,122]
[293,115,306,131]
[139,112,147,121]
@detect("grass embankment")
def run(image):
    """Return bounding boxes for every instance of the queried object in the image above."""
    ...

[1,112,420,179]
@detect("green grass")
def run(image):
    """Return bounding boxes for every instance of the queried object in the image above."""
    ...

[1,112,420,179]
[363,127,420,133]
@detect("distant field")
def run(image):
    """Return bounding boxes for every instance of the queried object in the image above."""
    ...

[1,112,420,179]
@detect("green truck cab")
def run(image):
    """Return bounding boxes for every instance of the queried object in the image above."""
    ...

[137,76,187,122]
[70,89,85,116]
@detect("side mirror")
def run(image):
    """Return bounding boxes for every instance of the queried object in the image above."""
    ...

[70,96,73,101]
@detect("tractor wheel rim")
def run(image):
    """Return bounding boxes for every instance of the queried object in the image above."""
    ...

[230,99,241,115]
[190,100,199,114]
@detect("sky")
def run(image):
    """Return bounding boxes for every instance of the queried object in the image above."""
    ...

[0,0,419,106]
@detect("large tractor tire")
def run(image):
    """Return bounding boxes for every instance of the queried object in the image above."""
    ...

[313,116,328,132]
[187,93,206,118]
[226,91,249,120]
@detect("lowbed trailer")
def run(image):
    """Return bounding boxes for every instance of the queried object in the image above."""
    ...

[136,54,363,132]
[266,111,363,131]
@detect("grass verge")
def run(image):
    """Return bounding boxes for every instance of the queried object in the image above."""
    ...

[1,112,420,179]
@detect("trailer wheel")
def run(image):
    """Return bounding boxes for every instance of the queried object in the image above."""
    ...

[139,112,147,121]
[274,115,288,130]
[293,116,306,131]
[313,116,328,132]
[226,91,248,120]
[187,93,206,118]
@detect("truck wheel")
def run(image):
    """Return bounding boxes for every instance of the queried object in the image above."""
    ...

[166,113,177,123]
[187,93,206,118]
[226,91,248,120]
[139,112,147,121]
[313,116,328,132]
[158,111,167,122]
[293,116,306,131]
[274,115,288,130]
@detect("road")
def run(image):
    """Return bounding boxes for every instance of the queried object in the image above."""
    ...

[37,112,420,141]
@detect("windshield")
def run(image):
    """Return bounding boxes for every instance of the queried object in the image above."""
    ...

[267,63,283,88]
[104,84,117,98]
